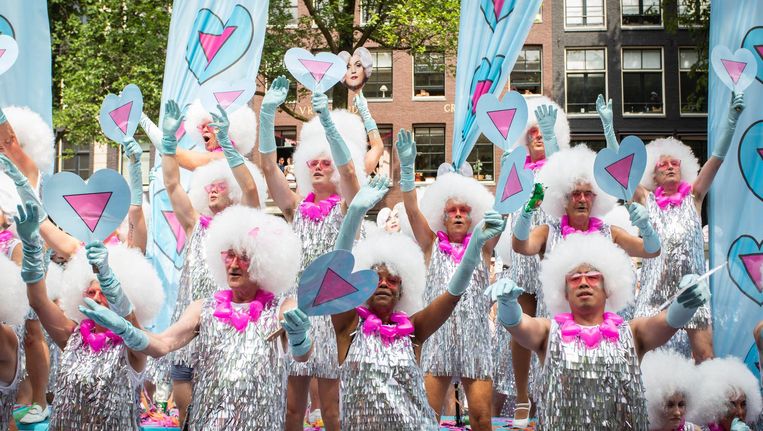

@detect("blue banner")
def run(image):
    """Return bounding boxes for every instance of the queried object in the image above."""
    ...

[0,0,52,125]
[451,0,542,169]
[148,0,269,329]
[708,0,763,379]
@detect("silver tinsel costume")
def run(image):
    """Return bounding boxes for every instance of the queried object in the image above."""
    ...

[537,319,648,430]
[0,326,24,431]
[340,321,438,430]
[492,269,515,396]
[508,209,550,296]
[49,327,142,430]
[188,297,286,431]
[422,238,492,380]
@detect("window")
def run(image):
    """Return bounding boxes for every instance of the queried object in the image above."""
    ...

[287,0,299,26]
[622,48,664,114]
[275,126,297,148]
[678,0,708,27]
[364,51,393,99]
[565,0,605,28]
[679,48,707,114]
[61,150,91,179]
[468,135,495,181]
[570,138,607,151]
[413,52,445,98]
[511,47,542,95]
[535,2,543,23]
[375,124,395,178]
[412,125,445,180]
[622,0,662,26]
[565,48,606,115]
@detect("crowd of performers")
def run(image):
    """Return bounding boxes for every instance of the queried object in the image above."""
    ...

[0,67,760,430]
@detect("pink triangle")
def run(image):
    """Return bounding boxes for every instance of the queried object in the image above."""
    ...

[313,268,359,306]
[108,101,133,134]
[471,80,493,113]
[605,154,635,189]
[62,192,113,232]
[214,90,245,109]
[162,210,187,254]
[487,108,517,140]
[501,164,523,201]
[721,59,748,85]
[757,148,763,160]
[740,253,763,292]
[0,49,5,59]
[298,59,334,83]
[755,45,763,60]
[175,121,186,142]
[199,26,237,63]
[493,0,505,19]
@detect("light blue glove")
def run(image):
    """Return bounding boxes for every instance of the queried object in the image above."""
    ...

[14,202,44,283]
[0,154,47,222]
[79,298,149,351]
[122,138,143,206]
[447,211,506,297]
[627,203,660,253]
[712,91,745,160]
[161,100,182,155]
[139,113,163,153]
[209,105,244,168]
[731,418,752,431]
[666,274,709,329]
[596,94,619,151]
[312,92,352,166]
[259,75,289,155]
[513,211,533,241]
[396,129,416,192]
[281,308,312,357]
[0,107,6,125]
[535,104,559,156]
[488,278,525,327]
[336,175,390,251]
[85,241,134,317]
[354,91,378,133]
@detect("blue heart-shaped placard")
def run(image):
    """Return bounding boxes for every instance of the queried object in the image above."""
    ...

[594,136,647,201]
[284,48,347,94]
[185,5,254,85]
[727,235,763,306]
[298,250,379,316]
[476,92,528,152]
[198,78,256,114]
[494,147,534,214]
[710,46,757,92]
[738,120,763,202]
[98,84,143,144]
[42,169,131,242]
[741,26,763,85]
[0,35,19,77]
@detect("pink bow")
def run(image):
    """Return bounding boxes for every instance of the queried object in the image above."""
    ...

[654,181,692,210]
[199,214,213,229]
[213,289,274,332]
[554,312,624,350]
[299,193,341,221]
[437,231,471,263]
[560,215,603,238]
[524,155,546,171]
[79,319,122,353]
[356,306,414,345]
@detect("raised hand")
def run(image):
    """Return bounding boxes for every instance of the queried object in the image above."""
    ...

[627,202,660,253]
[472,210,506,245]
[595,94,613,124]
[85,241,111,276]
[349,175,391,213]
[121,137,142,162]
[14,202,40,245]
[0,153,26,185]
[666,273,709,329]
[262,75,290,112]
[728,91,745,124]
[161,100,182,155]
[488,278,525,327]
[79,298,148,350]
[312,92,330,120]
[535,104,557,136]
[354,91,378,133]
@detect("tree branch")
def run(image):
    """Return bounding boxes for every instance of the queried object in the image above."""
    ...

[254,90,310,122]
[303,0,337,52]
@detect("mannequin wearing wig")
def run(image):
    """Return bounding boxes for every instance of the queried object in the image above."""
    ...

[641,349,701,431]
[630,94,745,362]
[376,202,404,233]
[0,254,30,430]
[691,357,762,431]
[493,234,709,430]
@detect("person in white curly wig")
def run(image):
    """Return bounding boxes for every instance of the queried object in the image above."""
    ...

[691,356,762,431]
[376,201,404,233]
[641,349,701,431]
[491,233,709,430]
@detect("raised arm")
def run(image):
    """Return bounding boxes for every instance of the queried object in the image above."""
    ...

[121,138,147,252]
[536,104,559,157]
[512,185,548,256]
[140,112,223,171]
[0,108,40,188]
[161,100,199,233]
[209,105,261,208]
[596,94,619,151]
[491,279,550,353]
[613,203,661,258]
[396,129,435,256]
[354,91,384,174]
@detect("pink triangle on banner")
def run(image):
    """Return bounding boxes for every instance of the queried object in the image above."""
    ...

[313,268,359,306]
[757,148,763,160]
[721,59,748,85]
[162,210,187,254]
[487,108,517,140]
[214,90,245,109]
[108,102,133,134]
[605,154,635,189]
[755,45,763,60]
[501,165,523,201]
[298,59,334,83]
[199,26,237,63]
[175,121,186,141]
[63,192,113,233]
[0,49,5,59]
[740,253,763,292]
[471,80,493,113]
[493,0,505,19]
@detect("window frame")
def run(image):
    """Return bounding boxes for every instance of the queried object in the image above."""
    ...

[563,0,607,31]
[57,142,92,179]
[286,0,299,28]
[564,47,608,117]
[412,51,446,100]
[412,124,446,181]
[364,50,394,101]
[620,46,665,118]
[620,0,664,29]
[677,0,709,29]
[510,46,543,95]
[677,46,708,117]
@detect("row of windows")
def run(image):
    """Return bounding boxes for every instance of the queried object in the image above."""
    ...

[565,0,709,29]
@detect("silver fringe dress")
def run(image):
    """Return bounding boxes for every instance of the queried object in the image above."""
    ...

[49,327,143,430]
[536,320,648,431]
[492,268,515,396]
[188,297,286,430]
[422,238,493,380]
[0,326,24,431]
[508,209,551,296]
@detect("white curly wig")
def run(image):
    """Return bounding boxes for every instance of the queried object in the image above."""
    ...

[641,349,699,429]
[518,95,571,150]
[0,172,20,222]
[184,100,257,156]
[641,137,700,191]
[4,106,55,173]
[205,206,301,296]
[188,159,266,216]
[353,232,426,315]
[398,188,425,240]
[0,254,29,325]
[494,228,514,265]
[45,261,65,301]
[418,173,494,234]
[59,245,164,325]
[376,202,404,230]
[539,233,635,315]
[537,145,616,219]
[690,356,763,425]
[293,110,367,196]
[603,204,638,237]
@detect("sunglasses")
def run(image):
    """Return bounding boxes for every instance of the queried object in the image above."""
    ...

[570,190,596,201]
[204,181,228,194]
[220,250,251,271]
[656,159,681,171]
[445,205,472,217]
[307,159,333,169]
[565,271,602,287]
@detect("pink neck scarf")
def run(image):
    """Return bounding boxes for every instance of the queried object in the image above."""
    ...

[524,155,546,171]
[554,312,624,349]
[560,215,603,238]
[654,181,692,210]
[79,319,122,353]
[213,289,275,332]
[199,214,213,229]
[437,231,472,263]
[356,306,414,345]
[299,193,341,221]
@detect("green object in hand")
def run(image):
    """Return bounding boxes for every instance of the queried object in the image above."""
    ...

[524,183,544,213]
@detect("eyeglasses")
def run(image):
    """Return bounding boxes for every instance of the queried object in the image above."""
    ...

[220,250,251,271]
[565,271,602,287]
[656,159,681,171]
[570,190,596,201]
[307,159,332,169]
[204,181,228,194]
[445,205,472,217]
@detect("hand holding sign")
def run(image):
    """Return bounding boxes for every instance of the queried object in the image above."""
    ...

[98,84,143,144]
[284,48,347,94]
[594,136,647,201]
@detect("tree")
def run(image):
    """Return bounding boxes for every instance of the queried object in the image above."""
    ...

[665,0,710,113]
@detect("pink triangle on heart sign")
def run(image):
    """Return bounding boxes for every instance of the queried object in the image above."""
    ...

[108,102,133,134]
[199,26,237,63]
[721,59,748,85]
[471,80,493,113]
[605,154,635,189]
[0,49,5,59]
[740,253,763,292]
[313,268,359,306]
[501,164,523,201]
[214,90,245,109]
[487,108,517,140]
[63,192,113,233]
[493,0,505,19]
[298,59,334,83]
[162,210,187,254]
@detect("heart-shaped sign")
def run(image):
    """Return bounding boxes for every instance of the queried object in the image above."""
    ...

[284,48,347,94]
[476,91,529,152]
[185,5,254,85]
[711,46,757,92]
[0,35,19,77]
[594,136,647,201]
[298,250,379,316]
[494,147,534,214]
[198,78,256,114]
[42,169,131,242]
[727,235,763,306]
[98,84,143,144]
[738,120,763,202]
[742,26,763,85]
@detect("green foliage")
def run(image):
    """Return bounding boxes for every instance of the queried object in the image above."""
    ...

[665,0,710,113]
